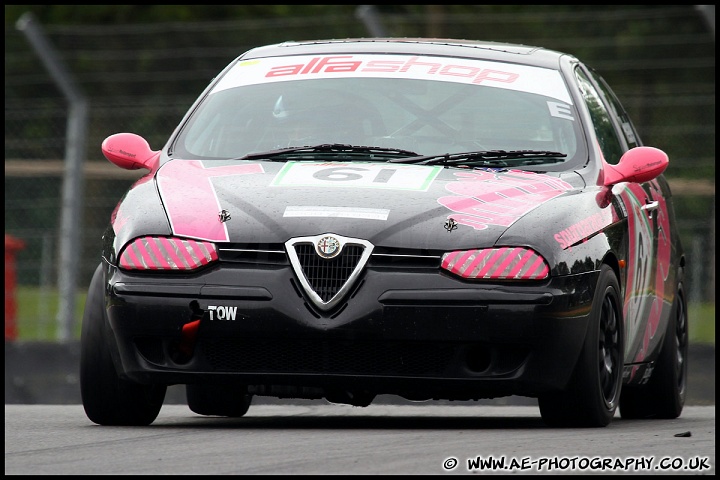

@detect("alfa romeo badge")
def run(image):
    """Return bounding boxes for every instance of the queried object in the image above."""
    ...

[316,235,341,258]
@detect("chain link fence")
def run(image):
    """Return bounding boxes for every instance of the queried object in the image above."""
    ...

[4,6,715,337]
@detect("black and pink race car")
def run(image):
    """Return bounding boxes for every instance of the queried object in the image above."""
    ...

[81,38,687,427]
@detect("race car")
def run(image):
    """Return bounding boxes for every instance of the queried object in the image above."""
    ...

[80,38,687,427]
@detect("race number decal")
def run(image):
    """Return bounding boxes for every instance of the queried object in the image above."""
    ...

[621,181,671,366]
[271,161,442,191]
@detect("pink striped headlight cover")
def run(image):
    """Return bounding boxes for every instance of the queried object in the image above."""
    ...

[119,236,218,271]
[441,247,549,280]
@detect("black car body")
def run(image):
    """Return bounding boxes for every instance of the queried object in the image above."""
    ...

[81,38,687,427]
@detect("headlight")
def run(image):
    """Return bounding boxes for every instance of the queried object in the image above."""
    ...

[441,247,549,280]
[118,236,218,271]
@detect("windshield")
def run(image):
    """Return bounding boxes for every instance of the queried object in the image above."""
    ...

[173,54,586,169]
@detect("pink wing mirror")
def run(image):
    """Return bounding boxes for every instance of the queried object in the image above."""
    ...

[603,146,668,186]
[101,133,160,172]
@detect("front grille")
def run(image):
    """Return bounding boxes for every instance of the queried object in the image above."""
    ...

[201,338,456,376]
[369,247,443,269]
[286,234,374,311]
[294,243,364,302]
[217,243,288,265]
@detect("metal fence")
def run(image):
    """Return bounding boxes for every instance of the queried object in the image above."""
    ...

[4,6,715,338]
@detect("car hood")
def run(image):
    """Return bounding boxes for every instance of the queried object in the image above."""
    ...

[151,159,581,250]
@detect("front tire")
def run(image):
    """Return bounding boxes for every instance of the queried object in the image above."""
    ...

[539,265,623,427]
[80,263,166,426]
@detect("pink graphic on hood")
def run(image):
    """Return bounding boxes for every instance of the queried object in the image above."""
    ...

[438,169,573,230]
[157,160,264,242]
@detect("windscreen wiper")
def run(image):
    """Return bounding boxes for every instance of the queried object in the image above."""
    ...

[387,150,567,167]
[238,144,420,160]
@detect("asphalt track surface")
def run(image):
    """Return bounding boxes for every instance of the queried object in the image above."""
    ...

[4,404,715,475]
[4,342,716,475]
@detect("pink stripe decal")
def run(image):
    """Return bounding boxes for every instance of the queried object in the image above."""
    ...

[462,249,491,277]
[146,237,172,269]
[507,248,534,278]
[159,237,185,269]
[188,239,213,265]
[137,242,157,269]
[523,254,548,279]
[120,245,141,269]
[438,170,573,231]
[488,247,520,278]
[441,247,548,280]
[476,249,504,278]
[451,250,476,275]
[157,160,264,242]
[119,236,219,271]
[203,240,219,262]
[440,250,461,270]
[176,239,196,267]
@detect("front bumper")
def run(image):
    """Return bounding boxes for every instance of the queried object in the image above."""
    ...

[105,263,598,400]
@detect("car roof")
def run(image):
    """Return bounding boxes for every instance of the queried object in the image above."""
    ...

[239,37,574,70]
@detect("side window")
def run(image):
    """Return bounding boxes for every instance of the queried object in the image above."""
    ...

[574,67,625,164]
[589,70,640,149]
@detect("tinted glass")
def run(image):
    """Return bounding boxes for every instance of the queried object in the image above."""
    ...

[174,54,588,169]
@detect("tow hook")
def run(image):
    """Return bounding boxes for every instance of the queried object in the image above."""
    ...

[174,301,204,362]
